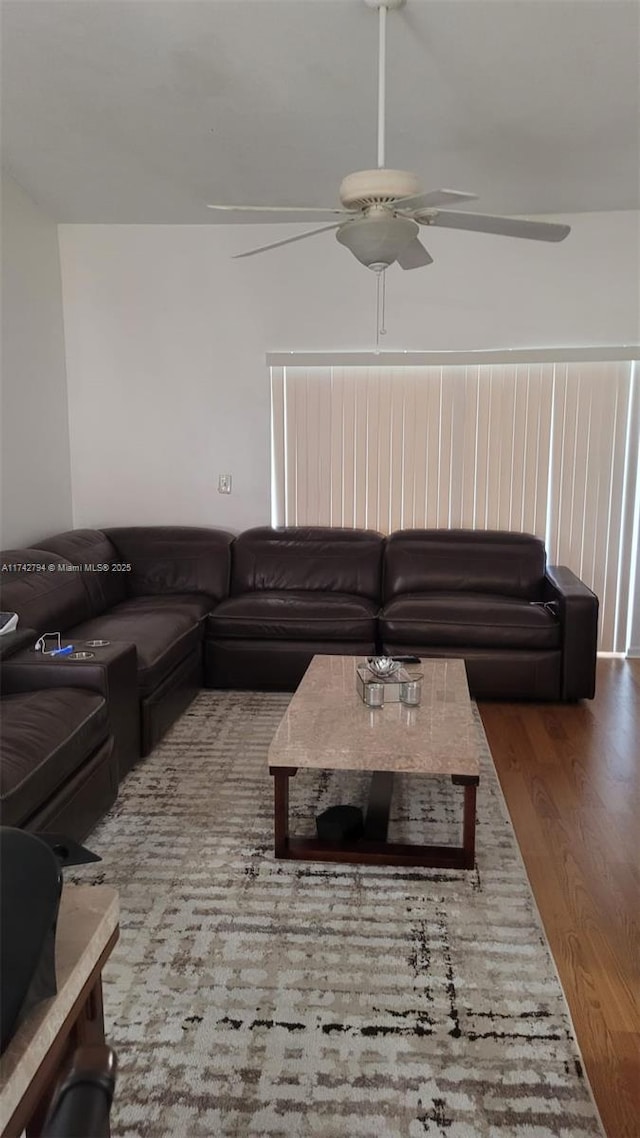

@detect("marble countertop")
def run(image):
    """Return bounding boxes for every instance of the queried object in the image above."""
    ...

[269,655,481,777]
[0,884,119,1133]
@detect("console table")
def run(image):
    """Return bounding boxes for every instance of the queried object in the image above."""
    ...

[0,885,119,1138]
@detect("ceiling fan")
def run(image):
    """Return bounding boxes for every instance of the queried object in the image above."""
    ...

[206,0,570,271]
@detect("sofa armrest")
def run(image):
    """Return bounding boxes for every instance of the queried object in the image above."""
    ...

[543,566,598,699]
[1,642,140,777]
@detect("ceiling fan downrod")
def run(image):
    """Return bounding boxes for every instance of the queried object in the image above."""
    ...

[365,0,406,169]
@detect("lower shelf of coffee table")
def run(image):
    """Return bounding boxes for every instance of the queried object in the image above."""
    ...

[276,837,475,869]
[270,766,478,870]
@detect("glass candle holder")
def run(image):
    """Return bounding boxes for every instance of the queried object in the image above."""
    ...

[364,681,385,708]
[400,704,418,727]
[400,674,423,706]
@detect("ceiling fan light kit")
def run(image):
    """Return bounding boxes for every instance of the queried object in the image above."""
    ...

[206,0,570,340]
[336,211,418,272]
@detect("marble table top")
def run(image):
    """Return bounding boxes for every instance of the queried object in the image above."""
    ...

[0,884,119,1132]
[268,655,481,778]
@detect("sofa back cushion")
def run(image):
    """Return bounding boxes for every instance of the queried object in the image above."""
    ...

[104,526,234,602]
[0,548,95,632]
[231,527,384,600]
[38,529,125,613]
[383,529,546,601]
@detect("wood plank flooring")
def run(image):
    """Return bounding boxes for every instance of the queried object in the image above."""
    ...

[479,658,639,1138]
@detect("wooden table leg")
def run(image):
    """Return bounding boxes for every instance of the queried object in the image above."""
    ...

[462,783,477,869]
[270,767,298,858]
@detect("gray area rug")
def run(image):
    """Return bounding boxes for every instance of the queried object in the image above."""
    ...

[74,691,603,1137]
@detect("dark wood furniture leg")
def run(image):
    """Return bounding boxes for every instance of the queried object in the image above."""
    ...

[462,783,477,870]
[270,766,298,857]
[452,774,478,870]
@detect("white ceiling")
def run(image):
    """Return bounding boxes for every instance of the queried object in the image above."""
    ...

[2,0,639,224]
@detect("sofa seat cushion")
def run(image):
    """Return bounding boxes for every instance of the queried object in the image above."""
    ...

[0,688,108,827]
[207,591,378,642]
[380,593,561,650]
[68,595,208,694]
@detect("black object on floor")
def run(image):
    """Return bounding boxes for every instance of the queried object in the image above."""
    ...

[36,833,102,867]
[316,805,364,843]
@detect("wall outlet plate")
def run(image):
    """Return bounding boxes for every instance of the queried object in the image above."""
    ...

[218,474,232,494]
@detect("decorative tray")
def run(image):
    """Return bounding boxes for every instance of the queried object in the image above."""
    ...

[356,663,412,704]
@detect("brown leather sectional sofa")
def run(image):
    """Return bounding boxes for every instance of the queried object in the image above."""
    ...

[0,524,598,841]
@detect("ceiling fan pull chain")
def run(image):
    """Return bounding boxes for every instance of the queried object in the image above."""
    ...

[377,2,387,168]
[376,268,388,347]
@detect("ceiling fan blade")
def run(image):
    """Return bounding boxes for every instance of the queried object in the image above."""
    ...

[422,210,571,242]
[395,188,478,212]
[207,204,349,222]
[232,223,342,260]
[396,237,434,270]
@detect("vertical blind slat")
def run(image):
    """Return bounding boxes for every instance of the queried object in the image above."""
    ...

[270,367,285,527]
[340,368,356,529]
[602,365,632,649]
[329,368,343,526]
[614,364,639,649]
[460,367,477,528]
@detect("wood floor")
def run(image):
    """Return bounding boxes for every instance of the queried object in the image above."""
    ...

[478,658,640,1138]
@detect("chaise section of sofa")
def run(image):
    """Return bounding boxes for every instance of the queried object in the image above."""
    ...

[379,528,598,700]
[204,526,384,690]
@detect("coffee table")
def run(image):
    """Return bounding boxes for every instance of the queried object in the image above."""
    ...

[268,655,480,869]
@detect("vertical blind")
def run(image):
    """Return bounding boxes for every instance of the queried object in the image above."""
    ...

[271,361,639,652]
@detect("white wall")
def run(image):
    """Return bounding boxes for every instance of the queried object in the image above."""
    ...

[1,175,72,548]
[58,211,639,534]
